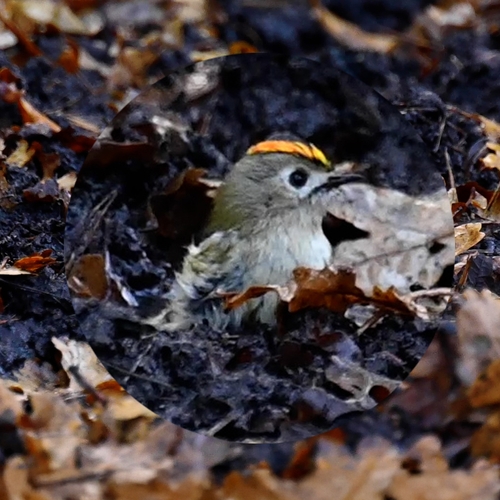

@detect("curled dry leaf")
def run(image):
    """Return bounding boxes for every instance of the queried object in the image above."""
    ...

[454,223,485,255]
[223,267,434,321]
[0,11,42,56]
[13,249,57,273]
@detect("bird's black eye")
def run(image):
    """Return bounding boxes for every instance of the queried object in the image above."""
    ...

[288,169,309,188]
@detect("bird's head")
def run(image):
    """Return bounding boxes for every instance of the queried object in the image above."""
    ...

[207,133,363,233]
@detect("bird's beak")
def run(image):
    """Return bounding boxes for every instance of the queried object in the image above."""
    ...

[323,173,364,188]
[311,173,364,196]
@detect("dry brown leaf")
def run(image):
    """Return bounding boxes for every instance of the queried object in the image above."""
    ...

[454,223,485,255]
[485,185,500,221]
[309,0,399,53]
[290,267,365,313]
[3,456,52,500]
[66,253,108,299]
[18,96,62,132]
[224,267,428,320]
[480,115,500,142]
[106,393,157,422]
[13,249,57,273]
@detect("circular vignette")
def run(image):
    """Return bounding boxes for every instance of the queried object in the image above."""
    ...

[64,53,455,443]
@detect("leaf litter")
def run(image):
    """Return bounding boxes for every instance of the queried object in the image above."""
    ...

[2,0,500,495]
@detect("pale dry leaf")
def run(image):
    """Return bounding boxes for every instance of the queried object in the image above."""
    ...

[9,0,99,35]
[481,142,500,172]
[106,393,157,421]
[51,337,112,390]
[456,289,500,385]
[479,115,500,142]
[454,223,485,255]
[57,171,78,191]
[0,266,32,275]
[3,456,52,500]
[6,139,35,167]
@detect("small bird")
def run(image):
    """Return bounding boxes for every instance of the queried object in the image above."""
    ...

[163,133,364,332]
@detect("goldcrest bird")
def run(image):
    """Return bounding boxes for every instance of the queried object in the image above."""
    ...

[164,134,364,332]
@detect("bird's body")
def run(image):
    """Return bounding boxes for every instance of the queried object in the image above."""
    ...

[165,135,362,331]
[169,206,332,330]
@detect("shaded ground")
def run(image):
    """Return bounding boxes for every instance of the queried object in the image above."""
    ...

[64,54,453,442]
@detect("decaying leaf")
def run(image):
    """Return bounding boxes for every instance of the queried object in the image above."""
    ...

[454,223,485,255]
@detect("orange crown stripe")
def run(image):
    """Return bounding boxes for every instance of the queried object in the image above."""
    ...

[246,140,331,170]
